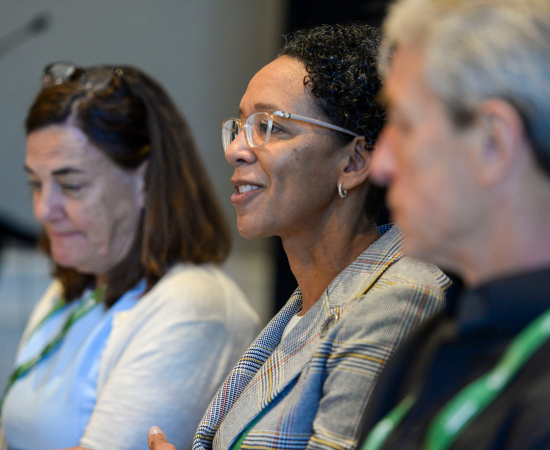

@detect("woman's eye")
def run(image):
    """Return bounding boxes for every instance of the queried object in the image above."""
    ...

[270,122,286,133]
[61,184,83,193]
[258,121,269,134]
[27,180,41,191]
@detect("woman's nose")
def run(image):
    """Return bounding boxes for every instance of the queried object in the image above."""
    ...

[34,185,65,223]
[224,129,258,166]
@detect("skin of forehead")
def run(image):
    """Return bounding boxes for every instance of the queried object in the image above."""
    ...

[240,56,325,121]
[26,125,105,173]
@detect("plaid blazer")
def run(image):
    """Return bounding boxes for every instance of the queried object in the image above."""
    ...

[193,225,450,450]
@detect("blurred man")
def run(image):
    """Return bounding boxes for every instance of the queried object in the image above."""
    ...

[357,0,550,449]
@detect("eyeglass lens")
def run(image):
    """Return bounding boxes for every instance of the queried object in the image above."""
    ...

[78,70,114,92]
[42,62,121,94]
[222,119,240,151]
[247,112,271,148]
[42,62,76,87]
[222,112,273,151]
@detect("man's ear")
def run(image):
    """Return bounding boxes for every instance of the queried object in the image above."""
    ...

[338,137,371,192]
[472,99,525,187]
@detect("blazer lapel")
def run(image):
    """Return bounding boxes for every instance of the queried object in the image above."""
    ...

[215,293,330,449]
[194,293,302,450]
[320,225,404,313]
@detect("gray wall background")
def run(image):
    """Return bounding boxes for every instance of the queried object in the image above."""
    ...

[0,0,287,241]
[0,0,288,387]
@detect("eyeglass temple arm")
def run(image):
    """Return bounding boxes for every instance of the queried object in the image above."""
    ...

[274,111,359,137]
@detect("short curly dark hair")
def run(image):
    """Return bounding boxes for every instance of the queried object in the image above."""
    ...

[278,23,386,222]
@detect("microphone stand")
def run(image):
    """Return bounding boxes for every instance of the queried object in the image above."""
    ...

[0,12,51,247]
[0,12,51,59]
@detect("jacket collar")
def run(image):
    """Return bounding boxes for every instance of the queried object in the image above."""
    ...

[323,223,404,309]
[457,265,550,335]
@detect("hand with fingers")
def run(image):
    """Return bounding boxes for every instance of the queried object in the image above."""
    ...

[51,447,88,450]
[148,426,176,450]
[50,427,175,450]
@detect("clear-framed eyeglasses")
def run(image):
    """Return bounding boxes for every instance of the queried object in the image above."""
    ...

[221,110,359,152]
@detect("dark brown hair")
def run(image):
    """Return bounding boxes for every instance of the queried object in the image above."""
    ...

[27,65,231,307]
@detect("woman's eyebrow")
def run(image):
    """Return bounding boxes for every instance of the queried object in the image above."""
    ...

[51,167,85,176]
[254,103,278,111]
[23,165,85,176]
[238,103,280,117]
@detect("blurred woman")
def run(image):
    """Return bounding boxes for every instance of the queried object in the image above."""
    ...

[182,24,451,450]
[0,63,259,450]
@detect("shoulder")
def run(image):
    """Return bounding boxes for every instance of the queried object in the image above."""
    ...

[138,263,257,324]
[450,340,550,450]
[19,280,64,347]
[25,280,63,329]
[375,255,451,294]
[349,253,449,318]
[354,224,450,297]
[331,257,448,347]
[498,339,550,447]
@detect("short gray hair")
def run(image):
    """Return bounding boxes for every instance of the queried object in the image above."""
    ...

[381,0,550,170]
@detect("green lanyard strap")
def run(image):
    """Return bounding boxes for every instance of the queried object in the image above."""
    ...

[0,286,105,411]
[362,394,416,450]
[362,306,550,450]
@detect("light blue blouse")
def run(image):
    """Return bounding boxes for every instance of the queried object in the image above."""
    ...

[2,282,145,450]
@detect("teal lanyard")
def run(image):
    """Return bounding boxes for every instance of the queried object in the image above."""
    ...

[362,306,550,450]
[232,411,264,450]
[0,286,105,411]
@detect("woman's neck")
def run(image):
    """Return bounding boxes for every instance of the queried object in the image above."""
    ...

[283,219,381,316]
[95,274,107,288]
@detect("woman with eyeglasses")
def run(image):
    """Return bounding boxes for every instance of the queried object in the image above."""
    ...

[143,24,451,450]
[0,63,259,450]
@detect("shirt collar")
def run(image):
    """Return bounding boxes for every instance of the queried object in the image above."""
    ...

[456,266,550,335]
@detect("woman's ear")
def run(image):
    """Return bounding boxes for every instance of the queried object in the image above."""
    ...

[134,159,149,209]
[338,137,371,191]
